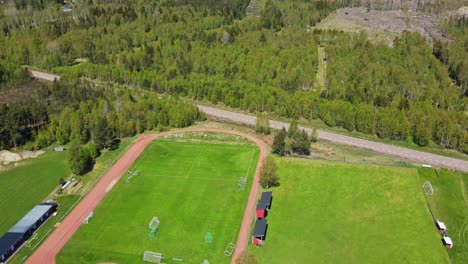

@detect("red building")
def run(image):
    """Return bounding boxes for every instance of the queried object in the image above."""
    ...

[256,203,267,219]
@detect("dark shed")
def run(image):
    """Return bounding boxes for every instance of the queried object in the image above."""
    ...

[260,191,272,210]
[252,219,268,246]
[0,203,57,262]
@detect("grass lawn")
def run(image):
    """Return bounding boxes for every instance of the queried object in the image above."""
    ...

[0,151,70,235]
[418,168,468,263]
[6,137,135,264]
[249,159,449,264]
[57,139,259,264]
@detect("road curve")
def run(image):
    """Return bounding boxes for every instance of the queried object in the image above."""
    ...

[198,105,468,172]
[26,128,267,264]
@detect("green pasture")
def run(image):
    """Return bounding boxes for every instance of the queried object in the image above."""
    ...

[0,151,70,235]
[250,159,449,264]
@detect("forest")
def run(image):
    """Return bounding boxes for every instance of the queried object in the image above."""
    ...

[0,0,466,153]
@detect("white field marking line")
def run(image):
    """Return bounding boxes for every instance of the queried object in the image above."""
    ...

[183,148,203,179]
[243,150,256,182]
[17,255,28,264]
[149,174,238,182]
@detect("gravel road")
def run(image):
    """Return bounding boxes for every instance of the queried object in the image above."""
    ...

[198,105,468,172]
[26,70,468,172]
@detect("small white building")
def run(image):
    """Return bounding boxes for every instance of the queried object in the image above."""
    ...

[442,236,453,249]
[435,220,447,233]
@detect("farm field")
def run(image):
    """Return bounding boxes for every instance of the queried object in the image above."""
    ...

[0,151,70,235]
[418,168,468,263]
[249,159,449,264]
[57,139,259,264]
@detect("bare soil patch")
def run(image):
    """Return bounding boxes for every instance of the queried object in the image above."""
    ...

[0,150,45,165]
[0,79,48,105]
[314,7,449,46]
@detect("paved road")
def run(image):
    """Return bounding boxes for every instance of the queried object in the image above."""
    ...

[25,129,267,264]
[198,105,468,172]
[29,70,61,81]
[26,70,468,172]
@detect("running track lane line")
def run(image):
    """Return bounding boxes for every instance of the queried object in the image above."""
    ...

[26,128,267,264]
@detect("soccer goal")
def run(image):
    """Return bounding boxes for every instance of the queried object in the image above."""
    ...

[224,243,236,256]
[25,233,38,248]
[126,170,140,183]
[238,177,246,191]
[422,181,434,196]
[149,216,160,237]
[143,251,164,263]
[83,211,94,224]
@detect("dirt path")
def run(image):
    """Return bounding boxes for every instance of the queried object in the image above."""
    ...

[25,129,267,264]
[198,105,468,172]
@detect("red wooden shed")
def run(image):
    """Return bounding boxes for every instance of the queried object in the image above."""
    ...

[256,203,267,219]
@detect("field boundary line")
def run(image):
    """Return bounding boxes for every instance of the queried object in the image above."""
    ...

[243,149,256,183]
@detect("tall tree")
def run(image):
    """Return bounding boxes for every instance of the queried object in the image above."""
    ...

[272,127,287,156]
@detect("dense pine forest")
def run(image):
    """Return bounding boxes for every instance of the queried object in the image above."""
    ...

[0,0,467,153]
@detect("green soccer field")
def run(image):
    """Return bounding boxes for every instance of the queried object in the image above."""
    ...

[249,158,450,264]
[57,139,259,264]
[418,168,468,263]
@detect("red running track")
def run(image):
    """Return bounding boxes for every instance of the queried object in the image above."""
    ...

[26,128,267,264]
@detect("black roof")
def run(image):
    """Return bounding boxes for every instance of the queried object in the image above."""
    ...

[260,191,272,204]
[253,219,267,237]
[0,202,57,257]
[0,232,23,256]
[256,203,267,210]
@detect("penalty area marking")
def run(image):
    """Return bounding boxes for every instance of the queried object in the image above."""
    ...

[106,179,118,193]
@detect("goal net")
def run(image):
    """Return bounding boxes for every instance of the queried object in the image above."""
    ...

[83,211,94,224]
[422,181,433,196]
[143,251,163,263]
[149,217,160,229]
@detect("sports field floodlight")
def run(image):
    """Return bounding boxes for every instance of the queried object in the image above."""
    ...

[422,181,434,196]
[149,216,160,237]
[143,251,164,263]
